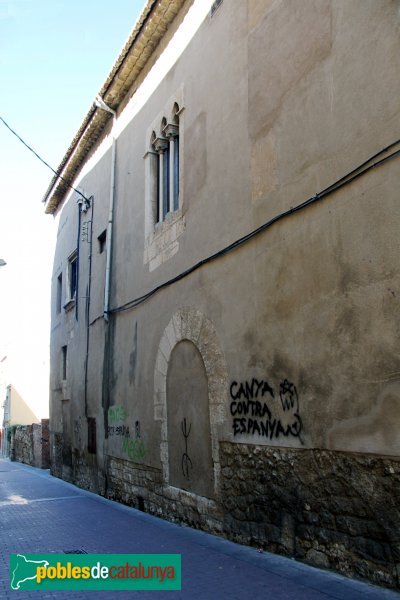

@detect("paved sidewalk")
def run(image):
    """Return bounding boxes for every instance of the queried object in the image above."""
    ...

[0,459,398,599]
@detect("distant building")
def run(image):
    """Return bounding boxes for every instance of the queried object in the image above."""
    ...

[43,0,400,589]
[1,384,39,457]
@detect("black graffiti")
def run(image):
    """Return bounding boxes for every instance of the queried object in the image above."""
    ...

[181,418,193,479]
[279,379,299,412]
[230,378,303,444]
[230,399,272,419]
[107,424,130,437]
[135,420,141,439]
[230,378,274,401]
[232,415,303,440]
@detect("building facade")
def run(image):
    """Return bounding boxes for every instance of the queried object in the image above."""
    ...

[44,0,400,589]
[1,384,40,457]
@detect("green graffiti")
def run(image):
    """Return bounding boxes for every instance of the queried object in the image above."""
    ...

[108,406,127,423]
[122,437,146,461]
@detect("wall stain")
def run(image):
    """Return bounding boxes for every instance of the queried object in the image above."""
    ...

[327,381,400,454]
[129,321,138,385]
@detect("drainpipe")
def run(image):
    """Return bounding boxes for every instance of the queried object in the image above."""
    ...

[75,199,82,321]
[83,196,94,419]
[95,96,117,322]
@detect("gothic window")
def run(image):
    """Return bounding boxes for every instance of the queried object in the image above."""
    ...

[151,104,180,224]
[144,97,184,271]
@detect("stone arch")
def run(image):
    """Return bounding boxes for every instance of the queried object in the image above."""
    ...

[148,130,157,153]
[160,116,168,135]
[171,102,180,124]
[154,307,228,495]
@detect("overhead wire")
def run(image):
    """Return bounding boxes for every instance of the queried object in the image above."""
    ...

[109,137,400,316]
[0,115,91,202]
[1,112,399,320]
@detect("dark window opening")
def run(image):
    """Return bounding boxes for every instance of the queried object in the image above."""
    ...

[68,252,78,300]
[62,346,67,380]
[88,417,97,454]
[56,273,62,313]
[162,146,170,219]
[98,230,107,254]
[156,152,161,223]
[173,134,179,211]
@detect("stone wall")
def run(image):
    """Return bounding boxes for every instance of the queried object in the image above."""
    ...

[13,426,34,465]
[101,445,400,590]
[71,448,105,495]
[106,456,223,536]
[13,420,50,469]
[50,432,64,478]
[219,443,400,589]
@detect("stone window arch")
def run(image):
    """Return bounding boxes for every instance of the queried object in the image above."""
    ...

[171,102,180,125]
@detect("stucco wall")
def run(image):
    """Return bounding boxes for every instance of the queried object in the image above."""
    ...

[6,385,40,427]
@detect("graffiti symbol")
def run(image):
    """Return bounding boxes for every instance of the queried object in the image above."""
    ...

[279,379,299,412]
[181,417,193,479]
[135,420,141,439]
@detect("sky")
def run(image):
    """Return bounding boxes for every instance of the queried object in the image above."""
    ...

[0,0,144,419]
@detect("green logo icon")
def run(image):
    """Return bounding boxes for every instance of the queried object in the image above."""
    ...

[10,553,181,591]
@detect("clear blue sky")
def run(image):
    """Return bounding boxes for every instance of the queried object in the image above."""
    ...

[1,0,144,178]
[0,0,144,417]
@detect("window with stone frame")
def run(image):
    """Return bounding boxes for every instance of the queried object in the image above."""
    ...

[151,104,180,224]
[144,98,185,272]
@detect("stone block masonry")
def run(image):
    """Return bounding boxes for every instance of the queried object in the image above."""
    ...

[13,420,50,469]
[95,444,400,590]
[219,443,400,590]
[106,456,224,536]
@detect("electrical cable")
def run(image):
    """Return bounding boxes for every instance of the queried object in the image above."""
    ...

[108,138,400,317]
[0,115,91,202]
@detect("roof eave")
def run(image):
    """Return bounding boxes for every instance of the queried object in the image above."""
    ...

[43,0,186,215]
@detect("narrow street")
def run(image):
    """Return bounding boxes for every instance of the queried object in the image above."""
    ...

[0,459,398,599]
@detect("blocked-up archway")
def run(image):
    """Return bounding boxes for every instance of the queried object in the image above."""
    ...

[167,340,213,497]
[154,308,228,497]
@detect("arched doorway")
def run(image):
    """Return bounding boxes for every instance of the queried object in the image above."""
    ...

[154,308,228,497]
[166,340,214,497]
